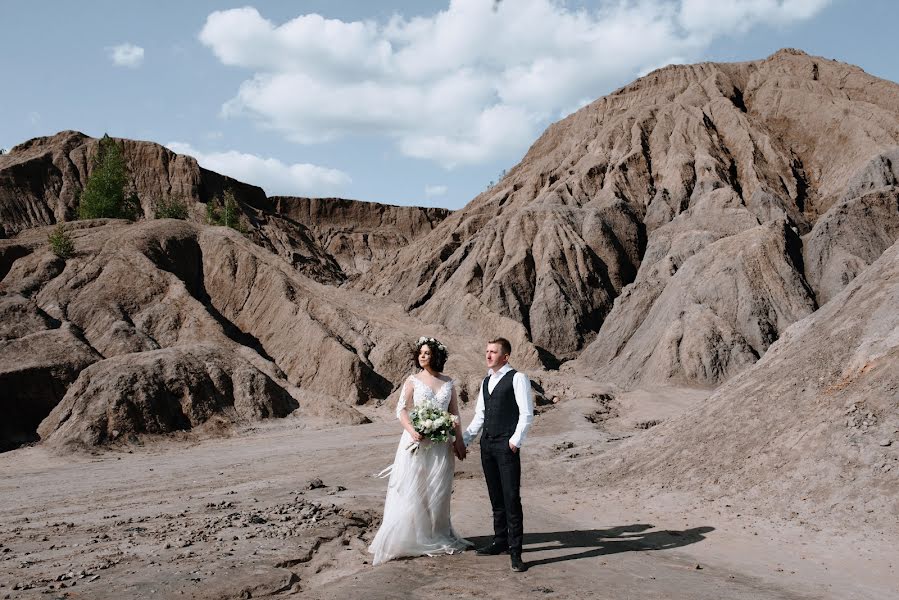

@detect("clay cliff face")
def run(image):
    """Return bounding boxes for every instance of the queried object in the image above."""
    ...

[0,132,262,236]
[271,196,449,278]
[355,49,899,386]
[0,131,344,285]
[0,133,450,286]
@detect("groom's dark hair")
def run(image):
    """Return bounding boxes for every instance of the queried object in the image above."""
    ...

[488,337,512,356]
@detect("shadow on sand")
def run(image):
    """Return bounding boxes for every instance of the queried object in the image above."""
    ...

[468,524,714,569]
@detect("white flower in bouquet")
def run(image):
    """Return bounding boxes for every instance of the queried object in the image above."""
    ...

[407,400,456,454]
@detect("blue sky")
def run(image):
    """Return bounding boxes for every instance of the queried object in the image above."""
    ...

[2,1,898,210]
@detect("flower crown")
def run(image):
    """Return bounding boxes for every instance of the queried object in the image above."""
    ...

[417,336,447,354]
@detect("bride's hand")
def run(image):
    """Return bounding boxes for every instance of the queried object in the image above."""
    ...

[409,429,423,442]
[454,439,466,460]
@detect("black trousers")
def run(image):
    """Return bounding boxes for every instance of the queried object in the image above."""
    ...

[480,434,523,552]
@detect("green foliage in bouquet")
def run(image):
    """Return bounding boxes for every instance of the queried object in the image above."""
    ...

[409,401,458,446]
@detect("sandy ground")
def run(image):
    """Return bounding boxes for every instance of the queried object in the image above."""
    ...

[1,387,896,600]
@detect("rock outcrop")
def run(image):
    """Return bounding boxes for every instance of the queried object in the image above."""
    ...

[0,219,485,450]
[0,131,264,236]
[0,132,343,285]
[0,321,101,451]
[37,343,297,448]
[594,237,899,529]
[575,220,817,386]
[271,197,450,278]
[804,187,899,305]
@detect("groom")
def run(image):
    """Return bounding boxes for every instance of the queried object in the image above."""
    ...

[463,337,534,573]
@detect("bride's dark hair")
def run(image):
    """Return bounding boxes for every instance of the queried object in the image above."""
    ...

[412,337,448,372]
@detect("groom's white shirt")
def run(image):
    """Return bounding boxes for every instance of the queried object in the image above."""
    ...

[462,364,534,448]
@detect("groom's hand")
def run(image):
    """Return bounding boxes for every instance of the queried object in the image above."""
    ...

[509,442,518,453]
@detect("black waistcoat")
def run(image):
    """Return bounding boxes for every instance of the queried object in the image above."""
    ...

[483,369,519,437]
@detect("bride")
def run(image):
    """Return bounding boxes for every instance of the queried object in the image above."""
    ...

[368,336,471,565]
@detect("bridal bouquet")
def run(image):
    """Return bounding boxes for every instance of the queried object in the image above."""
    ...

[407,401,458,454]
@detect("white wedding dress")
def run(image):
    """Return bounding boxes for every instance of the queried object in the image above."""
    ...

[368,375,471,565]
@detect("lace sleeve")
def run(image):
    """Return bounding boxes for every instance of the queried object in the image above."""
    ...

[394,377,414,420]
[448,381,459,416]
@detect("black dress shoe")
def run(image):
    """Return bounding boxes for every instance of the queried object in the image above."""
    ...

[475,541,509,556]
[510,552,528,572]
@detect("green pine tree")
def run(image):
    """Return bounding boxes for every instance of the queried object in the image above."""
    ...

[154,196,189,220]
[48,224,75,259]
[205,189,245,233]
[77,134,141,220]
[206,198,218,224]
[221,189,241,230]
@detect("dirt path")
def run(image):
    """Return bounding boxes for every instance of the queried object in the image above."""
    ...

[314,480,814,600]
[1,399,895,600]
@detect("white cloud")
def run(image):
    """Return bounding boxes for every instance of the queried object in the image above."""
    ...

[165,142,351,197]
[637,55,689,78]
[425,185,448,198]
[108,43,145,68]
[399,104,537,168]
[199,0,832,167]
[679,0,831,38]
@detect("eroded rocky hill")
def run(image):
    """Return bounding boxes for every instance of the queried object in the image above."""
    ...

[0,132,451,286]
[0,219,483,450]
[3,49,899,452]
[590,236,899,530]
[356,49,899,386]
